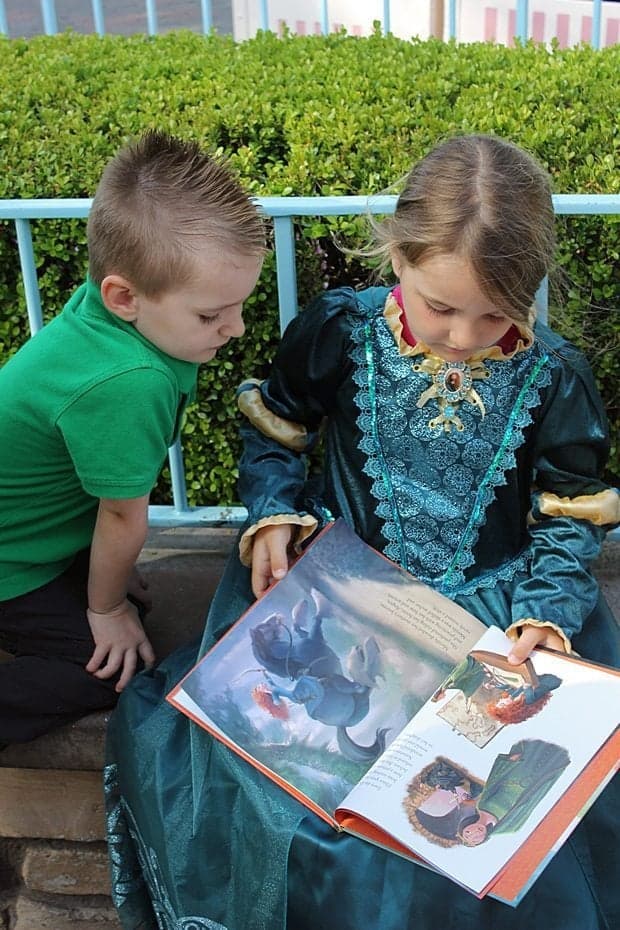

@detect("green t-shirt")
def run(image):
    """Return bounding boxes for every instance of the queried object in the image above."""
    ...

[0,277,199,599]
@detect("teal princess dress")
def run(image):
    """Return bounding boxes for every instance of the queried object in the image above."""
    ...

[106,286,620,930]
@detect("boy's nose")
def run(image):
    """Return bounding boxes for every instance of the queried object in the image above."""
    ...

[222,306,245,339]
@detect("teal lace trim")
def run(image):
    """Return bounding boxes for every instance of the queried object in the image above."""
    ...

[439,353,550,594]
[350,306,553,595]
[104,763,228,930]
[446,549,532,598]
[361,322,408,566]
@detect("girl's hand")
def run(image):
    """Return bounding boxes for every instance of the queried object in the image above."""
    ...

[251,524,295,598]
[507,624,567,664]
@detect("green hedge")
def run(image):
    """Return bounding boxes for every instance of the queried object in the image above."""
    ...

[0,30,618,501]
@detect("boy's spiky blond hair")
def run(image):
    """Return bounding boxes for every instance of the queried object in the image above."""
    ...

[88,130,266,296]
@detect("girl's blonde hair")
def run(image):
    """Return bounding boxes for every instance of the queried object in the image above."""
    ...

[88,130,266,297]
[372,134,556,323]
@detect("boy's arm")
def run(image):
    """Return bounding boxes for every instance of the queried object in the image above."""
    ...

[86,494,155,692]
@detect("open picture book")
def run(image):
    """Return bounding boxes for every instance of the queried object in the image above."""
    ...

[168,519,620,905]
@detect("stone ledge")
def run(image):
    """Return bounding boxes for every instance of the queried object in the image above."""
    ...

[0,712,111,772]
[13,894,120,930]
[0,768,105,841]
[21,841,111,896]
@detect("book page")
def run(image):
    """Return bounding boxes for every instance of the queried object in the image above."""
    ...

[169,519,485,820]
[376,586,484,665]
[336,626,620,896]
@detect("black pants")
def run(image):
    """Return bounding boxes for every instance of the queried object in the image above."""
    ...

[0,549,122,745]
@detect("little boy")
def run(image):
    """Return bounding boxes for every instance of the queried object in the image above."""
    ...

[0,130,265,745]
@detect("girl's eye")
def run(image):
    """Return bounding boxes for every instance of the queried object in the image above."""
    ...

[426,302,451,316]
[199,313,220,324]
[487,314,507,323]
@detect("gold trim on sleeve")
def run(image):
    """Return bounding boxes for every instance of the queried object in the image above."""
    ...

[239,514,318,566]
[237,381,309,452]
[533,489,620,527]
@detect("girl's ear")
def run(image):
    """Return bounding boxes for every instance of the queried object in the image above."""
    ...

[390,247,403,280]
[100,275,139,322]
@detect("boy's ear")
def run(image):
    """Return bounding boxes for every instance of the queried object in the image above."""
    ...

[100,275,139,321]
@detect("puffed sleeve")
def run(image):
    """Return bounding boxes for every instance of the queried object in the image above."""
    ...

[236,288,359,563]
[508,339,619,645]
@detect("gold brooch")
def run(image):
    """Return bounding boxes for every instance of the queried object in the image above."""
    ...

[413,357,489,432]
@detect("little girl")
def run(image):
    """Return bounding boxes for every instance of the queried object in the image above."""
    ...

[106,134,619,930]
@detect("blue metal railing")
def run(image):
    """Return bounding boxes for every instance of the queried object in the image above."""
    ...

[0,1,610,48]
[1,193,618,529]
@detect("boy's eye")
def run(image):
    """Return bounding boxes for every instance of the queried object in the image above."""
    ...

[199,313,220,324]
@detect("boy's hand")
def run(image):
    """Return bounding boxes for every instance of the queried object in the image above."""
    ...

[251,524,295,598]
[86,599,156,692]
[507,624,566,665]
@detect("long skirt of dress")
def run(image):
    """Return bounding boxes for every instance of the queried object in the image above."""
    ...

[105,550,620,930]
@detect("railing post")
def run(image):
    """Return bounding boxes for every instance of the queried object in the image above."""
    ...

[91,0,105,35]
[167,439,190,514]
[320,0,329,35]
[592,0,602,50]
[40,0,58,35]
[516,0,529,42]
[201,0,213,34]
[258,0,269,31]
[15,220,44,334]
[272,216,298,334]
[383,0,390,35]
[145,0,158,36]
[447,0,457,40]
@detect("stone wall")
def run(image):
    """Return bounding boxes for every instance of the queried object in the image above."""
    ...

[0,712,118,929]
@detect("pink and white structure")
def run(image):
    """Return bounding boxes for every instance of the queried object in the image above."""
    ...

[231,1,619,48]
[459,0,619,48]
